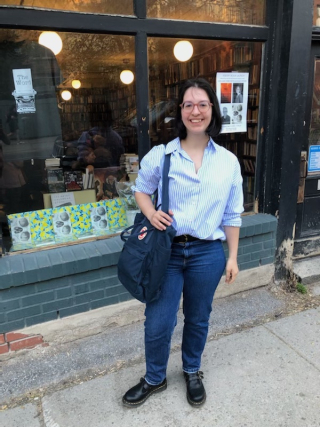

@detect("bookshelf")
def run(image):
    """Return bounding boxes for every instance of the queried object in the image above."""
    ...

[59,85,137,153]
[155,41,262,212]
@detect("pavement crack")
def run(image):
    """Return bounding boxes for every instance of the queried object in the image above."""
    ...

[263,323,320,373]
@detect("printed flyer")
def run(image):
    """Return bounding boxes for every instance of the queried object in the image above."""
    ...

[12,68,37,113]
[216,72,249,134]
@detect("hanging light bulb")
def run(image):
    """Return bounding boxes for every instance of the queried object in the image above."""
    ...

[38,31,63,55]
[72,79,81,89]
[173,40,193,62]
[61,90,72,101]
[120,70,134,85]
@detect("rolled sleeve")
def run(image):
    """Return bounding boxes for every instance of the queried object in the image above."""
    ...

[132,145,165,195]
[222,159,244,227]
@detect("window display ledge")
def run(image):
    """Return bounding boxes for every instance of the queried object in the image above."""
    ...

[0,235,124,291]
[0,214,277,292]
[0,214,277,333]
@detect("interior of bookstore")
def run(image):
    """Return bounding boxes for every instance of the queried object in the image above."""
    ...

[0,0,266,253]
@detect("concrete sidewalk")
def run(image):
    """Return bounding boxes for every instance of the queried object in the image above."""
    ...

[1,304,319,427]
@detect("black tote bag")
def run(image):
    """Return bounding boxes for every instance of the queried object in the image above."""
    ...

[117,153,176,303]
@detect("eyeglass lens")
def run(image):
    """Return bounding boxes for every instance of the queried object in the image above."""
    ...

[182,101,211,112]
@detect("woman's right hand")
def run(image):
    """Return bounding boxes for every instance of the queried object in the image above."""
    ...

[148,209,174,231]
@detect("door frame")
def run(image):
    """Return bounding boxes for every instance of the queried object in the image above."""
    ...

[295,42,320,239]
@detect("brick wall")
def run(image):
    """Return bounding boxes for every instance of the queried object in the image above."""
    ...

[0,213,277,337]
[224,214,277,270]
[0,265,132,334]
[0,332,46,354]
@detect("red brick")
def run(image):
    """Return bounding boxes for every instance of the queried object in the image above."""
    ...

[9,336,44,352]
[0,334,5,344]
[5,332,29,342]
[0,343,9,354]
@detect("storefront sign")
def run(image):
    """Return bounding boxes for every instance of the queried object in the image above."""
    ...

[308,145,320,174]
[216,72,249,134]
[12,68,37,113]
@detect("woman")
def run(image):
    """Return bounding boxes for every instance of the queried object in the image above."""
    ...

[122,78,243,408]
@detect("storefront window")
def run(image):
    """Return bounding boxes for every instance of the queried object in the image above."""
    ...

[148,37,263,212]
[0,0,133,15]
[0,29,137,252]
[309,60,320,147]
[147,0,266,26]
[314,1,320,26]
[307,59,320,171]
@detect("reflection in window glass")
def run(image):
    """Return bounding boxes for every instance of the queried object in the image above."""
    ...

[314,1,320,26]
[147,0,265,25]
[0,0,133,15]
[308,60,320,146]
[0,29,136,251]
[148,37,262,212]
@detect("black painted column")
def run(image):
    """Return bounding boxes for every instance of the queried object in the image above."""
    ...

[135,31,150,161]
[266,0,313,280]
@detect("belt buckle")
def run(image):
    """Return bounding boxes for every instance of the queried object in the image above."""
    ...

[182,234,188,244]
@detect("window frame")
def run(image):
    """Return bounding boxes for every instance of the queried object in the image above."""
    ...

[0,0,272,221]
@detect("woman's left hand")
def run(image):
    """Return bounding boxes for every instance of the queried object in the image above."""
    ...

[225,258,239,284]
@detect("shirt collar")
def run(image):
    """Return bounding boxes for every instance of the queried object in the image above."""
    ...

[164,136,217,154]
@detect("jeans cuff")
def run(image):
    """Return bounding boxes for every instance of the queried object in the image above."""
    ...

[144,377,164,386]
[183,368,200,374]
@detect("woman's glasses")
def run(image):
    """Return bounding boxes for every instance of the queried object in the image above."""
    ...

[180,101,213,113]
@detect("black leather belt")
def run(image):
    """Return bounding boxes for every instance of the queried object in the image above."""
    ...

[173,234,200,244]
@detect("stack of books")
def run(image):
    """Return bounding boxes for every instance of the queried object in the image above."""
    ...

[82,167,94,190]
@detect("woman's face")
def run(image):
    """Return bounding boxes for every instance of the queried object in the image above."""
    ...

[181,87,212,137]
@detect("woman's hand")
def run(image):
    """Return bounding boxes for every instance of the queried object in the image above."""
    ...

[225,258,239,284]
[149,209,174,231]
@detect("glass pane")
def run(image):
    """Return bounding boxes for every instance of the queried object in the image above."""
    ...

[0,0,133,15]
[314,1,320,26]
[0,29,137,251]
[148,37,263,212]
[147,0,265,25]
[308,59,320,148]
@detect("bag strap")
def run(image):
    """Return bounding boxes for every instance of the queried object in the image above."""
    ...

[161,153,171,214]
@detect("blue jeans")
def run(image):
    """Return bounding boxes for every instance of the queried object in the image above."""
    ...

[144,239,226,385]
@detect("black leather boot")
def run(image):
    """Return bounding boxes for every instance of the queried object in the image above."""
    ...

[122,377,167,407]
[183,371,206,407]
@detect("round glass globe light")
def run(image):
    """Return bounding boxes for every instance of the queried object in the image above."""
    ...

[61,90,72,101]
[173,40,193,62]
[120,70,134,85]
[38,31,63,55]
[72,80,81,89]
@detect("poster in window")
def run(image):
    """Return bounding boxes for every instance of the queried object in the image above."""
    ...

[216,72,249,134]
[12,69,37,113]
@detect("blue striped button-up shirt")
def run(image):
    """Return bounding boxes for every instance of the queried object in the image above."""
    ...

[133,137,244,241]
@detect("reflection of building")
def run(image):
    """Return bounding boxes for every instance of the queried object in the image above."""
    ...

[0,1,319,340]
